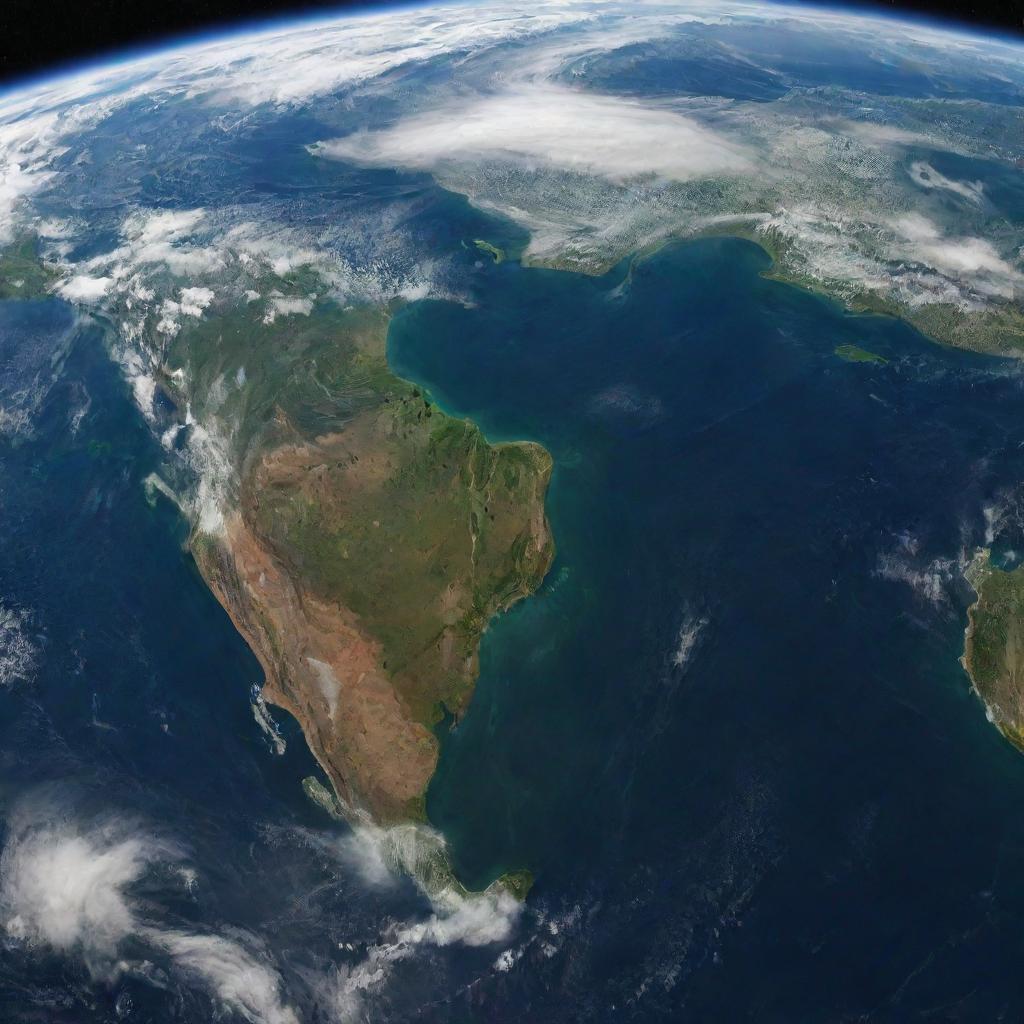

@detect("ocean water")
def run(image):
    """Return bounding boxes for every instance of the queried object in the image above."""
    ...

[5,233,1024,1020]
[393,237,1024,1019]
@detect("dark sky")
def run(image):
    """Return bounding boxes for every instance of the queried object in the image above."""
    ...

[1,0,1021,87]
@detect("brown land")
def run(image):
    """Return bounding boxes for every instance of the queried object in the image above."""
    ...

[192,379,554,823]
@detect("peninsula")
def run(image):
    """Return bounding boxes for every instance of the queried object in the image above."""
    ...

[962,550,1024,751]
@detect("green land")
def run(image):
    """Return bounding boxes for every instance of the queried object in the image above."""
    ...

[0,238,57,300]
[834,343,888,365]
[963,550,1024,752]
[167,288,553,823]
[0,240,554,831]
[473,239,505,264]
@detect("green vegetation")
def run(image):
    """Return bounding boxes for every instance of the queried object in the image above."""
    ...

[243,319,553,724]
[834,343,888,365]
[963,550,1024,752]
[497,869,534,901]
[302,774,534,902]
[167,301,386,461]
[700,227,1024,360]
[87,439,113,458]
[473,239,505,264]
[303,775,345,819]
[170,294,553,820]
[907,302,1024,358]
[0,238,57,300]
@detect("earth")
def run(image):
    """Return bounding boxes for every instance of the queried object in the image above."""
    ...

[1,2,1024,1021]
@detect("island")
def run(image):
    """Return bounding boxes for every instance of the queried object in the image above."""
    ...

[834,343,888,365]
[962,549,1024,751]
[473,239,506,264]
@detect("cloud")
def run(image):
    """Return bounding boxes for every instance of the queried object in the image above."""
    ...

[875,548,958,605]
[312,85,753,184]
[0,799,297,1023]
[837,120,944,149]
[0,112,66,244]
[163,2,596,108]
[317,818,523,1017]
[325,883,521,1018]
[156,930,299,1024]
[264,294,314,324]
[672,614,708,669]
[907,160,984,204]
[116,208,224,276]
[890,213,1022,299]
[0,604,36,686]
[0,803,175,975]
[57,274,113,302]
[178,287,215,314]
[0,88,153,243]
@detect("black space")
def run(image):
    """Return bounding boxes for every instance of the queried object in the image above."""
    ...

[0,0,1022,87]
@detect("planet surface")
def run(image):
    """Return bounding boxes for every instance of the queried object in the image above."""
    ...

[1,1,1024,1020]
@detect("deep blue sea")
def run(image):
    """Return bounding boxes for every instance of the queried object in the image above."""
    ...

[6,230,1024,1020]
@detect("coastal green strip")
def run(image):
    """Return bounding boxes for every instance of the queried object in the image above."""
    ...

[834,343,887,365]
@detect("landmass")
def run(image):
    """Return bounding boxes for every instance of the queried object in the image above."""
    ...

[0,238,57,299]
[9,213,1024,825]
[962,549,1024,751]
[834,343,888,365]
[706,225,1024,359]
[172,300,553,824]
[0,238,556,831]
[303,775,534,899]
[473,239,506,264]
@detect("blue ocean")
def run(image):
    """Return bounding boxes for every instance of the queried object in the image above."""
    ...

[5,220,1024,1021]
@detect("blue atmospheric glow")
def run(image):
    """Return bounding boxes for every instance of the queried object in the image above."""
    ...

[1,0,1021,103]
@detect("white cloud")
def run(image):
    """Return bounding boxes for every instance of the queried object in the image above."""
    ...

[117,208,224,276]
[672,613,707,669]
[0,800,297,1023]
[181,411,234,536]
[876,550,957,605]
[34,216,76,239]
[57,274,112,302]
[0,804,175,975]
[156,930,299,1024]
[316,817,523,1017]
[181,286,215,313]
[263,294,314,324]
[326,881,521,1018]
[0,604,35,686]
[312,85,753,184]
[0,113,64,243]
[838,121,944,149]
[907,160,984,204]
[126,208,205,246]
[890,213,1022,299]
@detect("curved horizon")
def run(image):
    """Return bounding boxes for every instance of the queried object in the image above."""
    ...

[2,0,1022,103]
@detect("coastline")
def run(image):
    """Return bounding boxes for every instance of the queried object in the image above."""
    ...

[180,306,555,831]
[961,547,1024,753]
